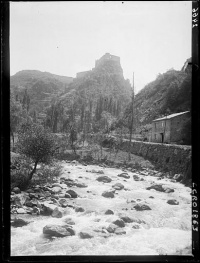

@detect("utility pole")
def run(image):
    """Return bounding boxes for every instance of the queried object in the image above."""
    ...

[128,72,135,161]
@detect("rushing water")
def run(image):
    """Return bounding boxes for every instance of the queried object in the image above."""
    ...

[11,163,192,255]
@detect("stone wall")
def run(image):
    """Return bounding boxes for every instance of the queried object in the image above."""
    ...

[119,140,191,176]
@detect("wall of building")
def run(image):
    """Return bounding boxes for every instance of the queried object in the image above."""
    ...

[119,140,191,176]
[170,112,191,143]
[151,119,171,143]
[95,53,120,68]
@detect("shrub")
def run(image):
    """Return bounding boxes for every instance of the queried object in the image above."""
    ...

[16,122,57,181]
[10,155,33,190]
[35,163,63,184]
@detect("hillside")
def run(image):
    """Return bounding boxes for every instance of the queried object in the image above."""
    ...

[133,66,191,127]
[10,70,74,113]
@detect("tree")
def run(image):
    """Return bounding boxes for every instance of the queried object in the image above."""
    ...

[16,123,57,181]
[69,125,78,155]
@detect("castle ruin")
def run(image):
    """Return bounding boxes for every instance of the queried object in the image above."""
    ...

[76,53,120,79]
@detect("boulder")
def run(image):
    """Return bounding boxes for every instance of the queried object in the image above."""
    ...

[164,188,175,193]
[117,173,130,179]
[96,176,112,183]
[52,207,63,218]
[32,207,40,214]
[11,218,29,227]
[12,187,21,194]
[106,223,118,233]
[63,218,75,225]
[75,207,85,212]
[74,182,88,188]
[51,186,62,194]
[112,219,125,228]
[59,198,68,207]
[134,204,151,211]
[43,224,75,237]
[112,183,124,190]
[65,193,71,198]
[133,175,140,181]
[114,228,126,235]
[167,199,179,205]
[132,224,140,229]
[41,202,57,215]
[105,209,114,215]
[52,183,63,188]
[65,190,78,198]
[102,191,115,198]
[17,208,26,214]
[79,230,94,239]
[120,216,134,223]
[146,184,164,192]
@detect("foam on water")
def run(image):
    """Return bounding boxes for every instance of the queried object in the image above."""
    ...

[11,162,192,256]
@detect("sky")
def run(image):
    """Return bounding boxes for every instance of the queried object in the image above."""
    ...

[10,1,192,94]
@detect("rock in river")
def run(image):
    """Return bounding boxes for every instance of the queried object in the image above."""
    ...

[52,207,63,218]
[112,183,124,190]
[102,191,115,198]
[65,190,78,198]
[120,216,134,223]
[146,184,174,193]
[79,230,94,239]
[167,199,179,205]
[105,209,114,215]
[96,176,112,183]
[112,219,125,227]
[11,218,30,227]
[117,173,130,179]
[43,224,75,237]
[134,204,151,211]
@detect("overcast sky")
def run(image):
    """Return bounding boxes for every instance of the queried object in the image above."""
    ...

[10,1,192,94]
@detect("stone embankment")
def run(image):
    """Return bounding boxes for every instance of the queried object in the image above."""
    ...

[119,140,191,178]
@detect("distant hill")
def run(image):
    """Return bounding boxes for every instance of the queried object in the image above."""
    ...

[10,70,74,113]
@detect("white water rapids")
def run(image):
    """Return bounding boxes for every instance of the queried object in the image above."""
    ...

[11,162,192,255]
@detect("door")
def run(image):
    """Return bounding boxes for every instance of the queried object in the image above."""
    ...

[160,133,164,143]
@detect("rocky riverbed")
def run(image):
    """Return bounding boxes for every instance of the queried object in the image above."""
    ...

[11,161,192,255]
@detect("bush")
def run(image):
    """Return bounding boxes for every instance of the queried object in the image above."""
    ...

[11,155,33,190]
[16,122,57,181]
[35,163,63,184]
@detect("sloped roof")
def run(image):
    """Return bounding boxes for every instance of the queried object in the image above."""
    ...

[153,111,190,122]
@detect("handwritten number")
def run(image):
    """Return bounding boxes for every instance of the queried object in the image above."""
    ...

[193,13,198,18]
[192,8,199,12]
[193,226,198,231]
[192,18,198,23]
[193,24,198,28]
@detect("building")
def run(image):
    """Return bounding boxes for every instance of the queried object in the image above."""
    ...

[95,53,120,68]
[151,111,190,144]
[76,53,121,79]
